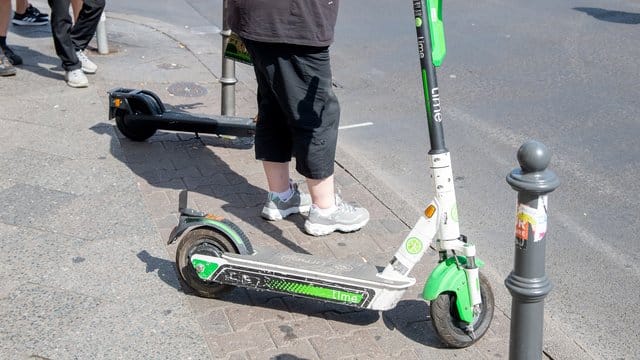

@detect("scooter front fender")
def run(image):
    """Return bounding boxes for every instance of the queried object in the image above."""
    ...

[422,256,484,323]
[168,215,253,255]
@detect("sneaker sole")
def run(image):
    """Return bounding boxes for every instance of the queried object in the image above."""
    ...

[82,66,97,74]
[303,218,369,236]
[0,69,17,77]
[11,20,48,26]
[261,204,311,221]
[66,81,89,88]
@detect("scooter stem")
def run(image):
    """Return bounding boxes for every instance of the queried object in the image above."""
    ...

[414,0,447,154]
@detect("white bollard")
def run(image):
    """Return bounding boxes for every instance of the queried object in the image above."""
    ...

[96,12,109,54]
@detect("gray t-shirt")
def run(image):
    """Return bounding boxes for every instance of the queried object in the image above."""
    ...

[226,0,339,47]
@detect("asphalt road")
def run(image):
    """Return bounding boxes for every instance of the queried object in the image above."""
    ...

[107,1,640,358]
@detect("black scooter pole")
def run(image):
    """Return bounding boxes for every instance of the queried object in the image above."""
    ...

[413,0,447,154]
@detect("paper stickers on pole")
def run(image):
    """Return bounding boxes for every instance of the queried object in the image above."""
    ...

[515,196,548,249]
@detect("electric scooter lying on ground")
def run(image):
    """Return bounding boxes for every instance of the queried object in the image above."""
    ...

[107,28,255,142]
[107,87,255,142]
[169,0,494,348]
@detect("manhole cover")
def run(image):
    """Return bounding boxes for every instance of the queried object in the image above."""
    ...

[167,82,208,97]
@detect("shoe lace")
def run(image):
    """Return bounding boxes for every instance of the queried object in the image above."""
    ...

[26,5,42,17]
[76,51,89,62]
[335,194,357,213]
[69,69,84,78]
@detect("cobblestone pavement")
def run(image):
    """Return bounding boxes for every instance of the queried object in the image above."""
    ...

[0,4,587,359]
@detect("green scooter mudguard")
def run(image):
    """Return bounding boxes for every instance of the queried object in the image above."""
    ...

[423,256,484,323]
[168,190,253,254]
[168,210,253,255]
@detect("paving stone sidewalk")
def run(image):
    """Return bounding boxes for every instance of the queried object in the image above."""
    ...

[0,7,588,360]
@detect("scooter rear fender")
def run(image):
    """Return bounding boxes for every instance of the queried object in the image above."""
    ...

[168,212,254,255]
[108,88,165,119]
[422,256,485,323]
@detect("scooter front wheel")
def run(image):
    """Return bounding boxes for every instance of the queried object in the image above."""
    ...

[430,272,494,348]
[175,228,239,298]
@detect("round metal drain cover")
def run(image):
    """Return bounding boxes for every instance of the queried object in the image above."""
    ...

[167,82,208,97]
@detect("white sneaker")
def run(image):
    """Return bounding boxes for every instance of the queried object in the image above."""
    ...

[75,50,97,74]
[65,69,89,88]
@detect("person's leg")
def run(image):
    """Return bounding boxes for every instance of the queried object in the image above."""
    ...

[282,46,368,235]
[0,1,13,65]
[66,0,101,74]
[0,0,10,38]
[48,0,78,71]
[0,0,15,75]
[263,161,291,194]
[14,0,26,14]
[69,0,103,51]
[49,0,88,86]
[285,47,341,209]
[306,176,335,209]
[70,0,80,21]
[0,0,20,66]
[244,39,312,220]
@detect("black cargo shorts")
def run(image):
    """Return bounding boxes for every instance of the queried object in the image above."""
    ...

[243,39,340,180]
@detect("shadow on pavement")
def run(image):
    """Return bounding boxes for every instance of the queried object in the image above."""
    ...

[136,249,181,291]
[382,299,444,348]
[90,122,311,255]
[10,23,53,39]
[8,45,63,80]
[574,7,640,24]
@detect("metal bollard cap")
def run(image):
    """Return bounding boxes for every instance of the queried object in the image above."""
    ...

[507,140,560,194]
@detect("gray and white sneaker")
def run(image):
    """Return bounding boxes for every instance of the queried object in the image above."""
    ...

[0,54,17,76]
[76,50,97,74]
[261,182,312,220]
[304,195,369,236]
[65,69,89,88]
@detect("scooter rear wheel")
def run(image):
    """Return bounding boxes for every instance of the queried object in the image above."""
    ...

[430,272,494,348]
[175,228,239,298]
[114,110,157,141]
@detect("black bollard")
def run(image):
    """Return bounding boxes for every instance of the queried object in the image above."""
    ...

[505,140,560,360]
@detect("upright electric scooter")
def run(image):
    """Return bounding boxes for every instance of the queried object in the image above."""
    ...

[170,0,494,348]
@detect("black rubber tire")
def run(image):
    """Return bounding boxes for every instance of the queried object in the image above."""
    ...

[175,228,238,298]
[114,110,157,141]
[430,272,495,348]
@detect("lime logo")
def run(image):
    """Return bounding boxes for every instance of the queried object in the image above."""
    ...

[405,237,423,255]
[451,204,459,223]
[415,17,422,27]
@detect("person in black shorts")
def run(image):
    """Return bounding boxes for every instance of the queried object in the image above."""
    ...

[227,0,369,236]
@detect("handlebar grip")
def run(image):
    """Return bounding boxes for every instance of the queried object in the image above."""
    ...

[426,0,446,67]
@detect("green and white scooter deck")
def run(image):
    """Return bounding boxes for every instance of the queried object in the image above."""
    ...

[191,247,415,310]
